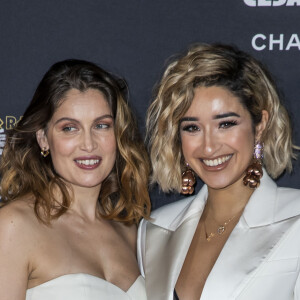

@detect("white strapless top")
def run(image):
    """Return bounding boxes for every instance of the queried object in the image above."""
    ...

[26,273,147,300]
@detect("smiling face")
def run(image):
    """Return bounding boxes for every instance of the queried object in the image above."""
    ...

[36,88,117,192]
[180,86,267,191]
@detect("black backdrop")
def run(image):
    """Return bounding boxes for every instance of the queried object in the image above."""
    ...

[1,0,299,209]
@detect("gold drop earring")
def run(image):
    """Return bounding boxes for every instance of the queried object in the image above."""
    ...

[40,147,50,158]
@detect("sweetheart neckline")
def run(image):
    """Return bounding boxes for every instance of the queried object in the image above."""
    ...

[27,273,143,294]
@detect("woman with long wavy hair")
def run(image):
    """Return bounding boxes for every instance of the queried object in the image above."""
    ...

[138,44,300,300]
[0,59,150,300]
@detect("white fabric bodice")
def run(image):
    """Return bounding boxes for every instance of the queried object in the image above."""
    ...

[26,273,147,300]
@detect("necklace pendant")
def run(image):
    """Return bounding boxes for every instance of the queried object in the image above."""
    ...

[206,232,215,242]
[204,213,237,241]
[217,225,225,235]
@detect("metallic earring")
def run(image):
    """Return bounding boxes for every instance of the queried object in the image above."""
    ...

[181,163,196,195]
[40,147,49,158]
[243,141,264,189]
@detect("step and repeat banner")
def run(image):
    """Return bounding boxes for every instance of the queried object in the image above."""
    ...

[0,0,299,208]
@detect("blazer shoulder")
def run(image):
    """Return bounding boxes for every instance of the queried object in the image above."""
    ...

[149,196,195,229]
[277,185,300,200]
[275,186,300,220]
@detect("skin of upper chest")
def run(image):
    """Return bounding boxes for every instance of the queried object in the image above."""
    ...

[28,215,139,290]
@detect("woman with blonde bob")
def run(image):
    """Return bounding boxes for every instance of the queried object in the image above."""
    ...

[138,44,300,300]
[0,59,150,300]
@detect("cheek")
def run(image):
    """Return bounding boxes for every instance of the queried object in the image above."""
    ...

[101,135,117,154]
[181,136,191,157]
[51,138,76,157]
[47,137,77,167]
[229,129,255,160]
[181,135,200,157]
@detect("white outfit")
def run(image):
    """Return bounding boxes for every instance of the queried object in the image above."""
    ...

[26,273,147,300]
[137,173,300,300]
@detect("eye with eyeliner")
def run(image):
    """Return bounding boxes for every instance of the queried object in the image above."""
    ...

[94,119,113,130]
[61,124,77,132]
[219,120,238,129]
[181,123,200,133]
[95,123,110,129]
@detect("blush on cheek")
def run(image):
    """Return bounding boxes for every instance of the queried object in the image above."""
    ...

[54,139,76,155]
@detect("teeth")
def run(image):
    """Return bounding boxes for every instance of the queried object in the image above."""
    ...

[76,159,99,165]
[203,155,231,167]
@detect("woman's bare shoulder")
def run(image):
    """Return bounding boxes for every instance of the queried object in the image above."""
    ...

[0,197,39,298]
[0,197,39,242]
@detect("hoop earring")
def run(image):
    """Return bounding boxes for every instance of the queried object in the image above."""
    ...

[41,147,49,158]
[243,141,263,189]
[181,163,196,195]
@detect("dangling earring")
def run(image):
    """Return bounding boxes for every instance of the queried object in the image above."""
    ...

[181,163,196,195]
[243,141,264,189]
[40,147,49,158]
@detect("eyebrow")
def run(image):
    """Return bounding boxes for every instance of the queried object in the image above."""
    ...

[213,112,240,119]
[180,112,240,124]
[179,117,198,124]
[54,114,113,125]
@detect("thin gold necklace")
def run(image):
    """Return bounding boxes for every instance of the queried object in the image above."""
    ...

[204,215,237,242]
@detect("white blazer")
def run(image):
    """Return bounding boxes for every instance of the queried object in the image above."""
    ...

[137,173,300,300]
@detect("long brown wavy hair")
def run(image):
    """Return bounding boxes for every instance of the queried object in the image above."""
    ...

[0,59,150,225]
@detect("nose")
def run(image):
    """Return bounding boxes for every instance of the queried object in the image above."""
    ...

[80,130,97,152]
[202,130,219,157]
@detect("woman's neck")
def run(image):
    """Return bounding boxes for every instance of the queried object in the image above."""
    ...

[72,184,102,220]
[206,178,255,222]
[53,182,102,222]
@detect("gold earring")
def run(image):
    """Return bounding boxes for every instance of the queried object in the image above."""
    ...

[41,147,49,158]
[243,141,263,189]
[181,163,196,195]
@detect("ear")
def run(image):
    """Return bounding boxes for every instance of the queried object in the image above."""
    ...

[36,129,49,150]
[255,110,269,141]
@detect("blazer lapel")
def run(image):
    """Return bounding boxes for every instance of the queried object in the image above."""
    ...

[200,173,299,299]
[145,214,199,300]
[144,187,208,300]
[200,215,296,299]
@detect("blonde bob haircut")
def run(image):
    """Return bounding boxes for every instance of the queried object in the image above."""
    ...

[146,43,297,193]
[0,59,150,225]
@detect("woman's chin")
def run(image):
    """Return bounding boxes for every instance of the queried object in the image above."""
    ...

[203,175,245,191]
